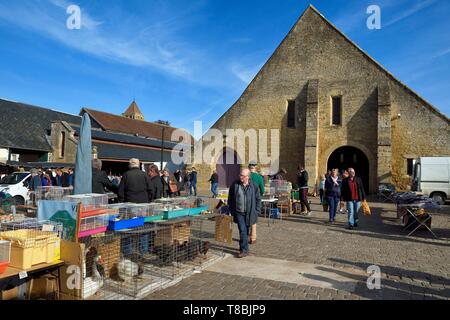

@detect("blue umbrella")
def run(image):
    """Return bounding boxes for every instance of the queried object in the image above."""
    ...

[74,113,92,195]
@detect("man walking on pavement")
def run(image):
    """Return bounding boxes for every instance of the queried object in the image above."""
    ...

[248,162,264,245]
[297,165,312,216]
[228,168,261,258]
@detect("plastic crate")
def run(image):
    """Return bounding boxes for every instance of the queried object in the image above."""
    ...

[0,229,60,269]
[107,216,145,231]
[78,214,110,238]
[0,240,11,274]
[188,206,209,216]
[163,208,191,220]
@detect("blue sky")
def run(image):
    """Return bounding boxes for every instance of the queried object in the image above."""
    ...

[0,0,449,138]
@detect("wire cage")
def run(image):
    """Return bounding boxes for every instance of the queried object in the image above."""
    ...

[106,204,145,231]
[74,213,227,300]
[0,196,21,223]
[0,240,11,274]
[35,186,73,203]
[268,180,292,196]
[0,218,62,269]
[64,194,109,211]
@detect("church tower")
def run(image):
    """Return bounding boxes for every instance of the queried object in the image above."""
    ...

[123,100,144,121]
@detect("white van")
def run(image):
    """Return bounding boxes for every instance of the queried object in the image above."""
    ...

[412,157,450,205]
[0,172,31,205]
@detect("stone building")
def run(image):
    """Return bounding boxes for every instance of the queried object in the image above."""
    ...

[194,5,450,193]
[0,99,192,173]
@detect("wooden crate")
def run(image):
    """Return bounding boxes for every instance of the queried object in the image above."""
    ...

[96,237,121,278]
[215,215,233,244]
[155,221,191,246]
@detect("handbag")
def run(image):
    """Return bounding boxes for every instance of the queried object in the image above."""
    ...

[169,181,178,194]
[362,200,371,216]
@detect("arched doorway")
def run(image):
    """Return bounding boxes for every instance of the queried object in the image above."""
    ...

[327,146,369,193]
[216,149,241,188]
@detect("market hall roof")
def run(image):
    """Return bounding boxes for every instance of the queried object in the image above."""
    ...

[0,98,81,152]
[93,142,174,163]
[81,108,194,144]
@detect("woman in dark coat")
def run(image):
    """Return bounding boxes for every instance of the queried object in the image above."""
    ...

[325,169,341,223]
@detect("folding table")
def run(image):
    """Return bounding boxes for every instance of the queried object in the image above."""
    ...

[397,203,438,239]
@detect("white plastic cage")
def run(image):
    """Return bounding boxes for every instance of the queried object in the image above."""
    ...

[64,194,109,211]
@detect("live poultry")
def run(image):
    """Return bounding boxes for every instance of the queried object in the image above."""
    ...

[83,255,105,299]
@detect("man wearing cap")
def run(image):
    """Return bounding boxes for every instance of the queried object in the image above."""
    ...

[249,162,264,244]
[118,158,152,203]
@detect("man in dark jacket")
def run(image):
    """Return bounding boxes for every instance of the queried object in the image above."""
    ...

[228,168,261,258]
[53,168,70,187]
[341,168,366,229]
[174,169,183,196]
[209,170,219,198]
[147,164,163,202]
[189,167,198,196]
[297,165,311,215]
[28,168,42,191]
[118,159,151,203]
[92,159,117,194]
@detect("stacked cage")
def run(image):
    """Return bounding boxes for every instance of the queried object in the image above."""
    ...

[0,219,62,269]
[107,203,146,231]
[74,214,227,300]
[64,194,114,238]
[151,214,226,280]
[35,186,73,203]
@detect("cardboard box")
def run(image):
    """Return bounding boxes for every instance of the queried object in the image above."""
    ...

[28,275,58,300]
[215,215,233,244]
[1,287,18,300]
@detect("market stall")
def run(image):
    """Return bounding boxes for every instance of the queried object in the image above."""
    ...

[0,187,229,300]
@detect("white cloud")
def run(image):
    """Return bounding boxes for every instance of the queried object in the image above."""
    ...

[0,1,208,80]
[432,47,450,59]
[384,0,437,28]
[231,62,263,84]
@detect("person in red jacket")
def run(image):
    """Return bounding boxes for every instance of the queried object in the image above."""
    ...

[341,168,366,230]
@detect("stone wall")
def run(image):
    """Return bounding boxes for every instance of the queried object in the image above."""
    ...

[195,6,450,194]
[50,121,77,164]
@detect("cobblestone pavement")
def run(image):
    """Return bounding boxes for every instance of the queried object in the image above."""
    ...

[146,198,450,300]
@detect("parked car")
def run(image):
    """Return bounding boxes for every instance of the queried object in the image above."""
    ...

[412,157,450,205]
[0,172,31,205]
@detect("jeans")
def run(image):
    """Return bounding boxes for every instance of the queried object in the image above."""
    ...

[190,183,197,196]
[347,200,361,227]
[235,213,250,253]
[211,182,218,198]
[327,196,340,222]
[319,189,324,204]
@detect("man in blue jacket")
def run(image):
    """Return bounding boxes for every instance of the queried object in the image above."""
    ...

[228,168,261,258]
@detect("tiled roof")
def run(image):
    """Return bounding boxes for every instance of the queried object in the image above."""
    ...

[82,108,193,144]
[0,98,81,152]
